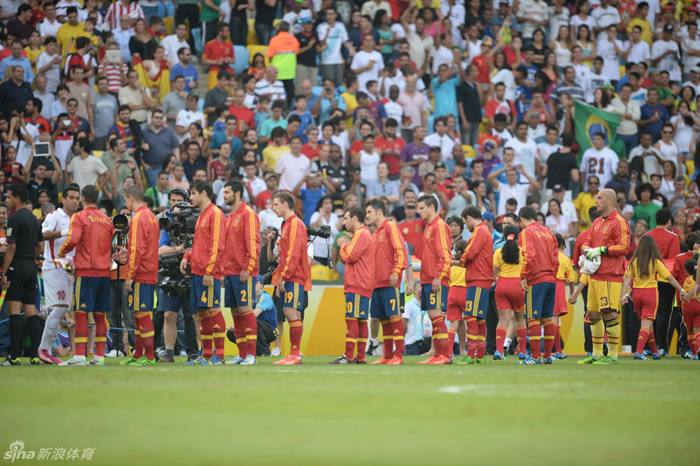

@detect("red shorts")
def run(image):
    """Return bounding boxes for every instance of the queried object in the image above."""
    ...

[632,287,658,321]
[495,277,524,312]
[447,286,467,321]
[554,280,569,316]
[683,299,700,329]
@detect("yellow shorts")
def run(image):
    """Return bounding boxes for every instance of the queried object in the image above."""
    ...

[587,279,622,314]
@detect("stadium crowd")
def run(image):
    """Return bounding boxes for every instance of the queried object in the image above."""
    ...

[1,0,700,366]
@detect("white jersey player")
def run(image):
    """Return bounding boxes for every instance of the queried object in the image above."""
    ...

[579,132,619,191]
[38,186,81,364]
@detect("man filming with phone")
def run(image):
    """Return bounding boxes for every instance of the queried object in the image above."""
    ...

[23,136,62,207]
[312,77,346,125]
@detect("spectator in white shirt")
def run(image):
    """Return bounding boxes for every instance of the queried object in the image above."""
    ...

[423,116,455,161]
[275,135,311,191]
[488,163,540,214]
[350,33,384,93]
[161,22,189,67]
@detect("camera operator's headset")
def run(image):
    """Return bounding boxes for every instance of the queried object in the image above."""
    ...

[169,188,190,204]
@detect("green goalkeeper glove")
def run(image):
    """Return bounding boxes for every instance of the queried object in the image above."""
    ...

[586,246,608,260]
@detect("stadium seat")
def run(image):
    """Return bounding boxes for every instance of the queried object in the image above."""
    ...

[94,150,103,158]
[246,45,270,66]
[310,264,340,281]
[247,18,258,45]
[312,86,322,96]
[232,46,250,75]
[463,145,477,159]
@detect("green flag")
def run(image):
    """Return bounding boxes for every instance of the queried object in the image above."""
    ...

[573,101,626,162]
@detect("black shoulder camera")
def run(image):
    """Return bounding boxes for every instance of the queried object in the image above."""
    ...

[307,224,331,239]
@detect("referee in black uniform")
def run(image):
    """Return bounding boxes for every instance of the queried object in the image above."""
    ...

[1,185,44,366]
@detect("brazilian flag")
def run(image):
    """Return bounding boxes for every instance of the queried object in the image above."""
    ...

[573,101,626,162]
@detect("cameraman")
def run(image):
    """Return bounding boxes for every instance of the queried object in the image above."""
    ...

[181,181,227,365]
[152,189,198,362]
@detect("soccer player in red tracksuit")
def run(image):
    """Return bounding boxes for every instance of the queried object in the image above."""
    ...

[673,232,700,358]
[365,199,409,365]
[579,188,630,365]
[117,186,161,366]
[58,186,114,366]
[181,181,227,365]
[222,181,261,366]
[517,206,559,365]
[331,207,375,364]
[271,192,309,365]
[456,206,493,365]
[416,195,453,365]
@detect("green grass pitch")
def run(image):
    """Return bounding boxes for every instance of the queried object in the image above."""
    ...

[1,355,698,465]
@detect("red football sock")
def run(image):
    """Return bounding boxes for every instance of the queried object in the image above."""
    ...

[356,320,368,361]
[553,323,562,354]
[390,315,404,358]
[199,311,214,358]
[476,319,486,359]
[516,325,527,355]
[75,311,88,357]
[94,312,108,357]
[431,315,448,358]
[527,319,541,359]
[380,319,393,359]
[542,318,554,359]
[136,312,155,360]
[288,319,303,357]
[689,332,698,356]
[133,313,143,359]
[465,316,478,358]
[345,318,359,359]
[242,310,258,358]
[232,314,247,358]
[447,328,457,357]
[496,325,507,354]
[210,309,226,359]
[647,330,659,354]
[636,328,651,355]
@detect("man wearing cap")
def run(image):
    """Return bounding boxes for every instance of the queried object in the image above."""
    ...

[652,24,681,83]
[267,22,300,106]
[682,65,700,96]
[175,91,206,145]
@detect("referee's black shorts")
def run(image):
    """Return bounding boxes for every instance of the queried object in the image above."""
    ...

[7,257,38,305]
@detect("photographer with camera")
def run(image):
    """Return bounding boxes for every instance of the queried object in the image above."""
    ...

[181,181,227,365]
[222,181,261,366]
[270,192,309,365]
[112,186,160,366]
[153,189,199,363]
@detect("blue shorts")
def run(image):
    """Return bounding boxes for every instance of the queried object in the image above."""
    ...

[190,274,221,311]
[421,284,448,311]
[156,289,194,316]
[345,293,370,319]
[73,276,110,313]
[282,281,305,311]
[127,283,156,312]
[465,286,490,319]
[525,282,556,319]
[225,275,256,309]
[370,287,401,319]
